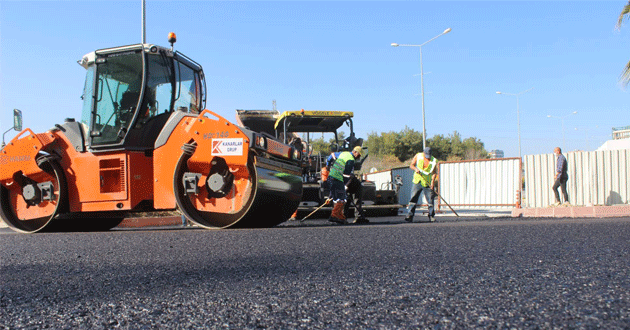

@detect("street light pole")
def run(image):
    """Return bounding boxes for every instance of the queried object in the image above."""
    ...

[495,88,533,159]
[574,127,590,151]
[574,125,598,151]
[419,46,426,149]
[392,27,452,150]
[547,111,577,151]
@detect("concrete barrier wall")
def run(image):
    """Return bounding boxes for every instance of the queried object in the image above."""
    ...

[523,149,630,208]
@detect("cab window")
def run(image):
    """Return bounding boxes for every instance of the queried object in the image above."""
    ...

[143,53,174,120]
[174,61,201,114]
[91,51,143,146]
[81,65,96,127]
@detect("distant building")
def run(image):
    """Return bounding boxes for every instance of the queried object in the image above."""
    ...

[597,125,630,151]
[612,126,630,140]
[489,149,504,159]
[597,139,630,151]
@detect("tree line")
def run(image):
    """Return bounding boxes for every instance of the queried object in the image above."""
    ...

[366,127,488,162]
[306,127,488,162]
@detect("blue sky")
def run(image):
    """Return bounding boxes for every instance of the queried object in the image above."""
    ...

[1,1,628,157]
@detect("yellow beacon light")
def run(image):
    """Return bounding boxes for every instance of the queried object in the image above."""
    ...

[168,32,177,50]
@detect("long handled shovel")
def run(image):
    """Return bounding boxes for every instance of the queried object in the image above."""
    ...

[300,198,332,222]
[431,188,459,217]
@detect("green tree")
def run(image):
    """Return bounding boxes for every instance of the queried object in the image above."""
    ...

[365,129,487,167]
[426,131,488,161]
[366,127,423,162]
[366,131,383,155]
[462,136,488,160]
[617,1,630,86]
[449,131,465,160]
[309,136,330,155]
[396,126,424,162]
[308,131,346,154]
[426,134,451,160]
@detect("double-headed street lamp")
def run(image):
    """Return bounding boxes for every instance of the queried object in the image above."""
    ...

[392,27,452,150]
[574,127,594,151]
[496,88,533,159]
[496,88,532,209]
[547,111,577,151]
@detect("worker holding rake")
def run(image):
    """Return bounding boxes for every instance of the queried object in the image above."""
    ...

[326,146,363,224]
[405,147,438,223]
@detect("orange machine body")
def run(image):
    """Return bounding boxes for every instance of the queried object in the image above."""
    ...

[153,110,252,212]
[0,109,301,233]
[0,42,302,233]
[1,110,255,211]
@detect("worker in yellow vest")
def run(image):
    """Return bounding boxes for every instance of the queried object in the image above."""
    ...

[326,146,362,224]
[405,147,438,222]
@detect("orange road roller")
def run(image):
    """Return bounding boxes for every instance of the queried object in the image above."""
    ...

[0,37,302,233]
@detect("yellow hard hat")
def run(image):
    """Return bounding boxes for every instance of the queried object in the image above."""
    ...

[352,146,363,157]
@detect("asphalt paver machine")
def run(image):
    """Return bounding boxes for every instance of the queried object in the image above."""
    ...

[237,109,402,216]
[0,36,302,233]
[274,110,368,208]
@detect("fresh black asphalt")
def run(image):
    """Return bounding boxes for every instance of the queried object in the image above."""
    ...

[1,216,630,329]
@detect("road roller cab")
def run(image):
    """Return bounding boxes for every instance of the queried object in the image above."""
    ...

[0,36,302,233]
[77,42,206,152]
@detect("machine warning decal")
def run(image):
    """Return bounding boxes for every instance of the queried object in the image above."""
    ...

[211,138,244,156]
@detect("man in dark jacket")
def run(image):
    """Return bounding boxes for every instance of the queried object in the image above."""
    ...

[552,147,569,206]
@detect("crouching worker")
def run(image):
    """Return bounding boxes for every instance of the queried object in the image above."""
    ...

[405,147,438,223]
[326,146,362,224]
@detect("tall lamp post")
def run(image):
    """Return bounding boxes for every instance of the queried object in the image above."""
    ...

[392,27,452,149]
[574,126,598,151]
[496,88,533,159]
[547,111,577,151]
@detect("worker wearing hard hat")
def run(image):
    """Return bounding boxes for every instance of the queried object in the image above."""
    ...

[325,146,369,224]
[405,147,438,222]
[325,146,363,224]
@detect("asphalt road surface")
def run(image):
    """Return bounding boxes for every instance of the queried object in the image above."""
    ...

[2,216,630,329]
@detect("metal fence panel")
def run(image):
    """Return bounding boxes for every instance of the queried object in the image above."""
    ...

[365,170,393,191]
[523,149,630,207]
[524,153,556,208]
[439,158,521,209]
[391,167,415,205]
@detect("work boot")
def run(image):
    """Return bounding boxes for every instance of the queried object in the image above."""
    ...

[428,214,436,222]
[404,214,413,223]
[328,202,346,224]
[333,201,346,219]
[353,217,369,224]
